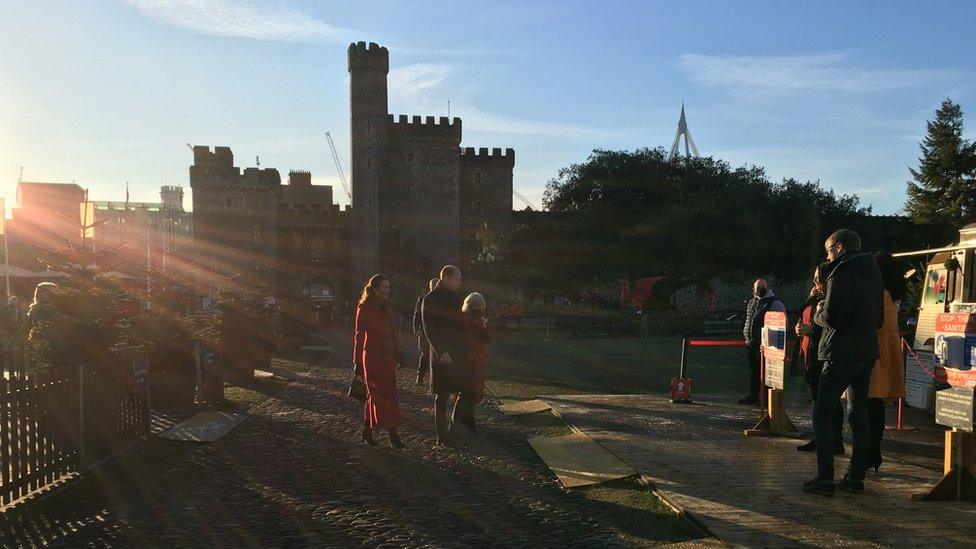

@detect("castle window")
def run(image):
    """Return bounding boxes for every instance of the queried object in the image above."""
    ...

[253,225,261,245]
[311,238,324,259]
[225,195,244,209]
[367,120,372,134]
[407,183,416,200]
[367,155,372,173]
[293,233,302,254]
[473,200,483,213]
[474,172,482,188]
[406,152,414,162]
[334,234,342,251]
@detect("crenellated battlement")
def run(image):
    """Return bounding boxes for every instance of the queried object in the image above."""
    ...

[288,170,312,186]
[348,41,389,73]
[459,147,516,167]
[388,114,462,139]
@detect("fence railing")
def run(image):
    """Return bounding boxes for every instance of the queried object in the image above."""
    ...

[0,353,150,507]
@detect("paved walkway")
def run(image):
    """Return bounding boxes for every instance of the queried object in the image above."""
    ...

[0,339,631,548]
[542,393,976,548]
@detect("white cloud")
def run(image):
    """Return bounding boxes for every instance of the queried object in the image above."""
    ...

[387,63,616,138]
[122,0,356,43]
[678,52,951,94]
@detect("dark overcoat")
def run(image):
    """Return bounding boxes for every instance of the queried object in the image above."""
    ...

[421,286,470,396]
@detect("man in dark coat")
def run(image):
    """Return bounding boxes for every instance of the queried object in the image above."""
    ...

[413,278,438,386]
[421,265,472,445]
[803,229,884,497]
[739,278,786,405]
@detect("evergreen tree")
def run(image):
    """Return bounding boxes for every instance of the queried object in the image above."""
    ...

[906,99,976,226]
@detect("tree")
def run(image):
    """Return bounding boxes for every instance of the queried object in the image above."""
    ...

[512,148,869,291]
[906,98,976,226]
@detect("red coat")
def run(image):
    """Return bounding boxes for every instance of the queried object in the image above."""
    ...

[353,301,404,429]
[464,310,492,403]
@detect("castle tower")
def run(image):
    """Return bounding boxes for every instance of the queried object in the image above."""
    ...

[348,41,389,287]
[667,102,700,161]
[160,185,184,212]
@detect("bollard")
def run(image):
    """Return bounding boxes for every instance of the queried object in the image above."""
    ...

[670,338,693,404]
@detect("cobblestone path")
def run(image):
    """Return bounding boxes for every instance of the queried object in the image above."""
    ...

[0,338,630,548]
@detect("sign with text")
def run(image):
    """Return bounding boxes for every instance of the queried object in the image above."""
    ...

[935,387,976,432]
[906,349,937,409]
[762,311,787,390]
[934,313,976,389]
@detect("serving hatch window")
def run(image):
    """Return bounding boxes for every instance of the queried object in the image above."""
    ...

[923,268,948,305]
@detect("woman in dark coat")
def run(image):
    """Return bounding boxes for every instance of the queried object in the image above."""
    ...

[353,274,406,448]
[794,263,844,454]
[463,293,492,407]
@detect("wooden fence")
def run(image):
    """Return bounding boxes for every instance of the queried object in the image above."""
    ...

[0,357,150,507]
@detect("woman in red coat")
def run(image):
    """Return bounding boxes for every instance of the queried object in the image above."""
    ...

[353,274,406,448]
[462,292,492,427]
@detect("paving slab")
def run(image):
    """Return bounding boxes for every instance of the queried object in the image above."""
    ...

[159,410,247,442]
[541,393,976,548]
[527,431,637,488]
[498,398,552,416]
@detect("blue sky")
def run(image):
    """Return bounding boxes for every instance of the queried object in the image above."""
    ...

[1,1,975,214]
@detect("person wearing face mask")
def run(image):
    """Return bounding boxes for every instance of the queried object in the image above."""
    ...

[739,278,786,405]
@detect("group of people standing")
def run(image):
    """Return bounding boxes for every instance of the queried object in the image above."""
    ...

[352,265,491,449]
[742,229,904,496]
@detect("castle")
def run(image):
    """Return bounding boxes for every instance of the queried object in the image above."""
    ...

[189,41,515,304]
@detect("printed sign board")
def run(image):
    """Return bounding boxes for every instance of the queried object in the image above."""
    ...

[133,356,149,391]
[906,349,937,409]
[934,313,976,389]
[935,387,976,432]
[762,311,787,390]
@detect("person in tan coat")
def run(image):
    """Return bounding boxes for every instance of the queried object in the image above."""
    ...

[867,252,907,472]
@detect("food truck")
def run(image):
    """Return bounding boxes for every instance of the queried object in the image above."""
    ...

[895,223,976,410]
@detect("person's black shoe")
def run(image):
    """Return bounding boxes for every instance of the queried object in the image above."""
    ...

[796,440,816,452]
[361,428,379,447]
[836,475,864,494]
[388,429,406,449]
[737,394,760,405]
[802,479,835,497]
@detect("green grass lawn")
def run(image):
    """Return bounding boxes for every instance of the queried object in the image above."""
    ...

[488,327,750,401]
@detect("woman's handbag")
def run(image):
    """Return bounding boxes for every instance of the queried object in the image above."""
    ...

[348,374,367,402]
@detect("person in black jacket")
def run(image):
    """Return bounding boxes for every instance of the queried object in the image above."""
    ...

[803,229,884,497]
[792,263,844,454]
[413,278,439,386]
[739,279,786,405]
[420,266,472,445]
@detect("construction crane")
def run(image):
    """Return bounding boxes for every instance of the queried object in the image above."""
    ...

[324,132,352,202]
[513,189,537,211]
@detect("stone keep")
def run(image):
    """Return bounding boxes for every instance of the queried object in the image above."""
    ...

[348,41,515,284]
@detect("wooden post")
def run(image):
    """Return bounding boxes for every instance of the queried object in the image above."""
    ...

[744,387,799,437]
[77,365,85,469]
[915,429,976,502]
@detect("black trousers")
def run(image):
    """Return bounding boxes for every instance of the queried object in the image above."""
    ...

[814,360,874,481]
[434,392,476,440]
[417,335,428,378]
[746,346,761,397]
[867,397,885,467]
[807,361,844,448]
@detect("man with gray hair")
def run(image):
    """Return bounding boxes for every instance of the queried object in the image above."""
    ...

[413,277,439,386]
